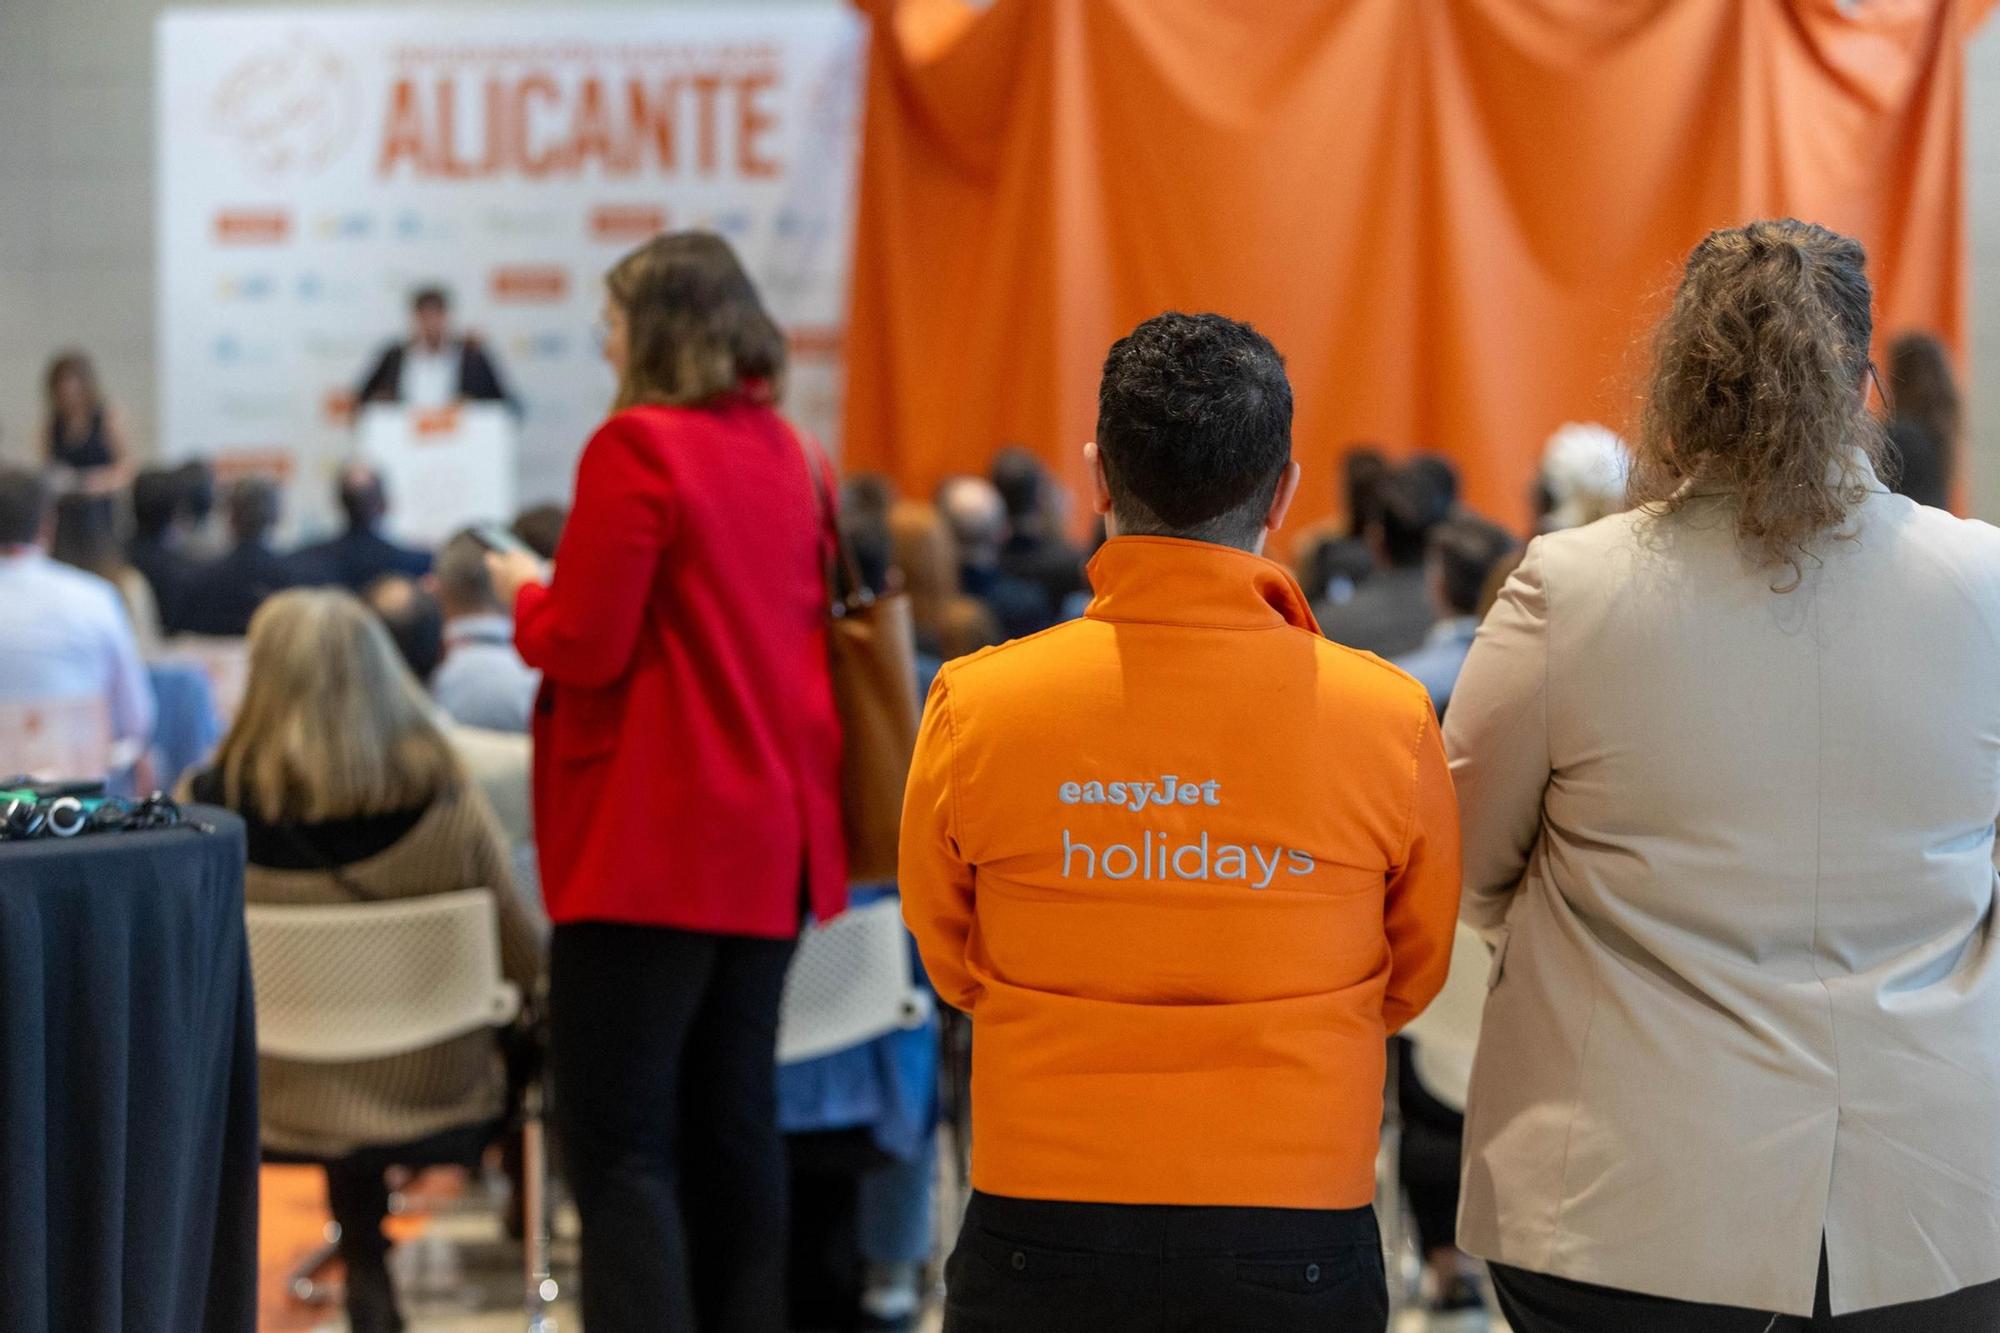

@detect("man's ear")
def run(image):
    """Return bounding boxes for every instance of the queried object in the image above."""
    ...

[1265,460,1303,533]
[1084,441,1114,518]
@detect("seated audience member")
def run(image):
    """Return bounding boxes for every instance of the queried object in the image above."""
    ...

[839,473,898,594]
[428,531,539,733]
[1448,221,2000,1331]
[0,466,154,776]
[366,575,537,894]
[1394,514,1518,716]
[1535,421,1630,533]
[1294,444,1389,604]
[508,503,567,561]
[296,465,432,593]
[186,589,540,1333]
[888,498,1002,685]
[128,467,196,635]
[175,459,225,558]
[934,473,1054,638]
[1886,330,1961,502]
[990,444,1087,611]
[363,575,446,685]
[1316,458,1454,657]
[179,476,304,638]
[1885,417,1950,510]
[901,311,1460,1330]
[52,493,163,653]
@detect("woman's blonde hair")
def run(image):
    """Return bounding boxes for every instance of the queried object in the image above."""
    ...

[212,588,463,823]
[1630,218,1884,586]
[606,231,786,412]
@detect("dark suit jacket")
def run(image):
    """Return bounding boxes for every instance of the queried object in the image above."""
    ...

[357,340,512,407]
[295,527,433,594]
[178,542,309,638]
[127,536,195,635]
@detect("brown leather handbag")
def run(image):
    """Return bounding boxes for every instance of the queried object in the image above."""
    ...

[800,437,920,884]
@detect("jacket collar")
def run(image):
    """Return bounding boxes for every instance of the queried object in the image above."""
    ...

[1084,536,1321,633]
[1677,448,1891,501]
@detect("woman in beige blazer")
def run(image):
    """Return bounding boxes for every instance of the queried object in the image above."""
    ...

[1446,219,2000,1331]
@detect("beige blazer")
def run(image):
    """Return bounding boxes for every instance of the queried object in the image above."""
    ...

[1445,475,2000,1317]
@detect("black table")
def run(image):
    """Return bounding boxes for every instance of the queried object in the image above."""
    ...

[0,807,257,1332]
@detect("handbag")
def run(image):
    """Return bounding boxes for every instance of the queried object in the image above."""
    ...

[796,433,921,885]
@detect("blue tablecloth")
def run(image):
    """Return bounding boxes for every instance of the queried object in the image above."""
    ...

[0,808,258,1331]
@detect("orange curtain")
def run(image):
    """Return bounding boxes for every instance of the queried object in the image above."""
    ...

[843,0,1992,537]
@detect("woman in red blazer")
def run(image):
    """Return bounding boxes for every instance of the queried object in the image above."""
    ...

[489,232,844,1333]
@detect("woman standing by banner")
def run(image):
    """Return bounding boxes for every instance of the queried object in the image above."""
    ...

[488,232,845,1333]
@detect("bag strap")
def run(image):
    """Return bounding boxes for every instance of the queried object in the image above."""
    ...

[789,422,873,616]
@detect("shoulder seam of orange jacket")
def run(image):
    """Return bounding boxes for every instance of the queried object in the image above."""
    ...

[899,534,1463,1210]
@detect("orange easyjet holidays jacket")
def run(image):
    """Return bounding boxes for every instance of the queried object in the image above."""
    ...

[900,535,1463,1210]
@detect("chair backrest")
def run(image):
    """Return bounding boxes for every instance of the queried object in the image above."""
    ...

[778,897,930,1065]
[246,888,520,1063]
[0,694,113,782]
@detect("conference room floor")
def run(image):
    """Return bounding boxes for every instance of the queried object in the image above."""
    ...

[255,1164,1505,1331]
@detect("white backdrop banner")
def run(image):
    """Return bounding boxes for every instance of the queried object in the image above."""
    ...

[156,5,864,537]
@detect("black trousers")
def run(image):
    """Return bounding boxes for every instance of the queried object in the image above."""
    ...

[943,1190,1388,1333]
[1392,1037,1463,1255]
[1492,1248,2000,1333]
[550,922,798,1333]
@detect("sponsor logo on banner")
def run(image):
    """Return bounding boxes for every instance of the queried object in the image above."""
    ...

[490,265,569,302]
[212,333,281,366]
[211,33,362,177]
[510,331,572,360]
[313,211,374,239]
[295,273,365,304]
[213,448,298,482]
[484,208,567,237]
[213,209,292,244]
[217,273,280,301]
[589,204,668,241]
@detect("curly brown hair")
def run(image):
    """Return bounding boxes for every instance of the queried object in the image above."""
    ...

[605,231,785,411]
[1630,219,1884,588]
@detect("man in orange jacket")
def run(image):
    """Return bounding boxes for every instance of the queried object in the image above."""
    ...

[900,312,1463,1331]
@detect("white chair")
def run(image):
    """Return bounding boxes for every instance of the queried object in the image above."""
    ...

[245,889,554,1332]
[0,694,114,783]
[777,897,932,1066]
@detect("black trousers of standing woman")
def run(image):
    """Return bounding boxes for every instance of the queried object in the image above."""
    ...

[1491,1248,2000,1333]
[550,921,799,1333]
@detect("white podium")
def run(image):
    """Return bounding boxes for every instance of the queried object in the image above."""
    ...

[356,403,518,547]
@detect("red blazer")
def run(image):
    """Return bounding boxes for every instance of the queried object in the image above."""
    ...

[515,401,847,935]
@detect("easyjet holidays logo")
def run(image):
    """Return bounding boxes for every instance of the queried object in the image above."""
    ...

[1056,775,1318,891]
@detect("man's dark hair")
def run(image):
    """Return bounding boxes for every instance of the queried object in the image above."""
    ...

[174,460,216,524]
[510,503,567,560]
[1408,453,1460,510]
[434,530,502,614]
[338,467,388,532]
[1886,418,1949,511]
[0,466,53,546]
[365,575,445,683]
[1371,462,1455,568]
[227,477,281,547]
[990,445,1049,524]
[1340,446,1389,539]
[1429,514,1518,617]
[1095,312,1293,548]
[131,468,181,541]
[412,286,449,314]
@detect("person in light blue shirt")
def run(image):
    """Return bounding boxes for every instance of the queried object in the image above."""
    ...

[1393,513,1517,718]
[428,530,539,733]
[0,466,155,774]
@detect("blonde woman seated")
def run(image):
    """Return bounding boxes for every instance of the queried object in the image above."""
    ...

[185,588,542,1333]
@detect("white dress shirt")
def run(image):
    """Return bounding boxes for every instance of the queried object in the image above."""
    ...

[399,341,458,409]
[432,613,539,734]
[0,549,155,751]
